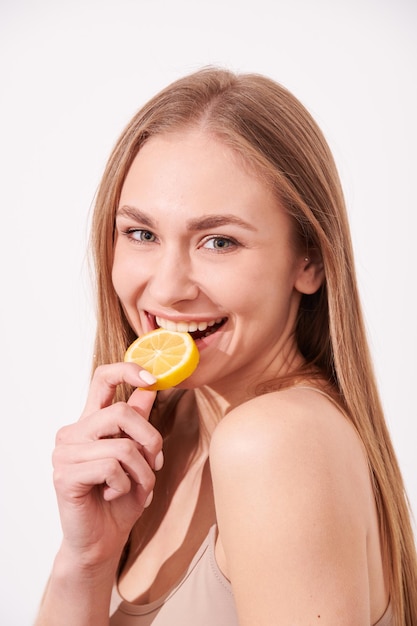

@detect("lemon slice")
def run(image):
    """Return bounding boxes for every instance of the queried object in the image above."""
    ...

[124,329,200,390]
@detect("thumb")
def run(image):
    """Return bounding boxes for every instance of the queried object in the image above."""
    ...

[127,386,157,421]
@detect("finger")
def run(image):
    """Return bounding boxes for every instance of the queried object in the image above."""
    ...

[103,482,154,507]
[113,388,157,426]
[127,387,164,469]
[54,453,155,506]
[54,438,157,489]
[57,402,163,469]
[54,457,131,500]
[81,362,157,417]
[127,386,157,421]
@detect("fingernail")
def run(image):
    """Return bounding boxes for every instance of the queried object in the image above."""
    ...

[139,369,157,386]
[154,450,164,471]
[144,490,154,508]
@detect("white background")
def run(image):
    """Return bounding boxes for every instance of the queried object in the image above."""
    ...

[0,1,416,623]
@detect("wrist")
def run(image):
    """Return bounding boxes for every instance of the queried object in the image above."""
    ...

[36,546,120,625]
[53,540,121,584]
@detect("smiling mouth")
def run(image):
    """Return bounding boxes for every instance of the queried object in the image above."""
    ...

[154,315,227,340]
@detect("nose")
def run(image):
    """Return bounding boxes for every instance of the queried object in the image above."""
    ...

[147,246,199,307]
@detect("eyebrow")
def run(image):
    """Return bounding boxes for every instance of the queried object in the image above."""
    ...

[116,206,155,228]
[117,205,257,232]
[186,214,257,232]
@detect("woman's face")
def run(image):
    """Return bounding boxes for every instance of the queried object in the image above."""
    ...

[112,130,316,398]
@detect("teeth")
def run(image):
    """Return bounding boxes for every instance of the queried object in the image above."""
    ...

[155,316,224,333]
[176,321,190,333]
[159,318,178,332]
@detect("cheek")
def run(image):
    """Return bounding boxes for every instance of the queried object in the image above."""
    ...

[111,268,124,302]
[227,262,291,309]
[111,249,141,305]
[231,265,300,330]
[111,255,146,334]
[111,254,127,301]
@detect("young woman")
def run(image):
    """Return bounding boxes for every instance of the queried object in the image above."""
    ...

[36,68,417,625]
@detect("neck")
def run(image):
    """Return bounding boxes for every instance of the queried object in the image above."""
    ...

[199,341,305,409]
[193,387,231,449]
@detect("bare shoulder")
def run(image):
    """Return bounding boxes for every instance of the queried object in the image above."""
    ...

[209,387,375,625]
[210,386,369,488]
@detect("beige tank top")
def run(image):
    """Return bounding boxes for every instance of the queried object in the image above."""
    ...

[109,525,393,626]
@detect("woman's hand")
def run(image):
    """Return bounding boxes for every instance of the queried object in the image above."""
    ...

[52,362,163,567]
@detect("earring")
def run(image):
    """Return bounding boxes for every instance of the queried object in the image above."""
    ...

[304,257,309,262]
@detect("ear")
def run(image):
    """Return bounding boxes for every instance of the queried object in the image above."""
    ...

[294,249,324,295]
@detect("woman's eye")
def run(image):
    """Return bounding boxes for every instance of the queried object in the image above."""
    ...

[202,236,237,251]
[127,229,157,243]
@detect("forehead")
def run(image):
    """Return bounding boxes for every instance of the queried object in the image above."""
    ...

[120,130,278,213]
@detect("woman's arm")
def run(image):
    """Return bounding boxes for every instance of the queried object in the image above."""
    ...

[35,549,120,626]
[35,363,163,626]
[210,388,373,626]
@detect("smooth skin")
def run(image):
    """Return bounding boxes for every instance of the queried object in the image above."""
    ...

[37,130,389,625]
[211,389,388,625]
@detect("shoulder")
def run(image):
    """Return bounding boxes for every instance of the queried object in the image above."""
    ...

[209,387,373,624]
[210,386,372,509]
[210,386,367,484]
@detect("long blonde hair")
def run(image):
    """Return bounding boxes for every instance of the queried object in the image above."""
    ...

[90,67,417,624]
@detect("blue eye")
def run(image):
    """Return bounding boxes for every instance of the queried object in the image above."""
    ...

[203,236,237,251]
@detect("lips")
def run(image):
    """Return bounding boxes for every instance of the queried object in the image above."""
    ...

[154,315,227,340]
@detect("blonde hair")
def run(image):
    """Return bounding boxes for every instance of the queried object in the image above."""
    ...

[90,67,417,624]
